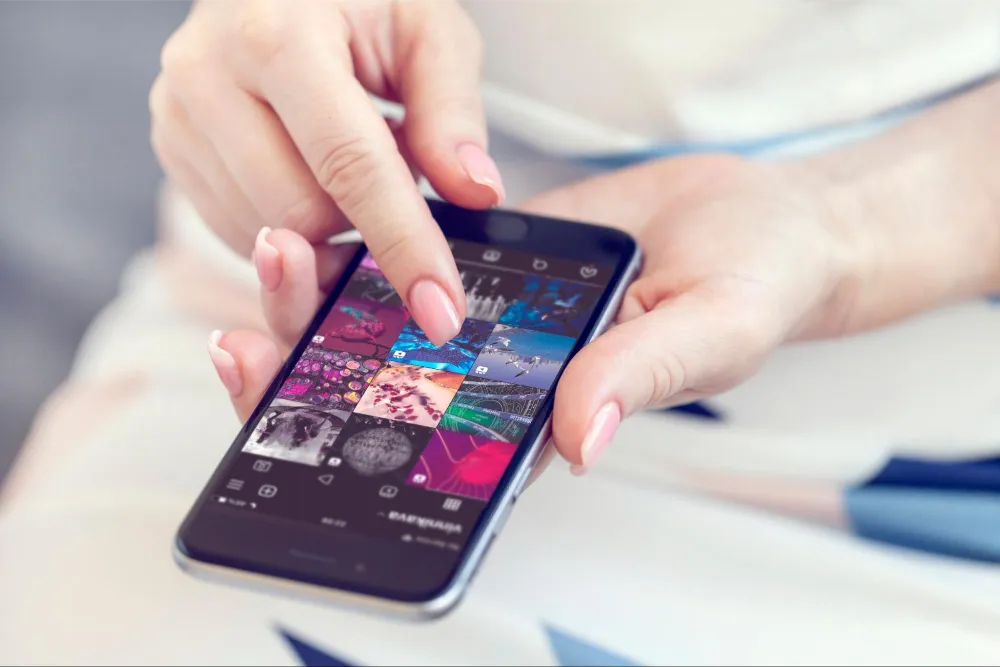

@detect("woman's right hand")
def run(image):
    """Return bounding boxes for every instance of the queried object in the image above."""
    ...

[150,0,503,346]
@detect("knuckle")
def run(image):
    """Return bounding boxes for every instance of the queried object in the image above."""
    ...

[233,1,292,66]
[372,230,421,276]
[147,77,184,163]
[159,30,204,86]
[647,349,687,406]
[313,135,383,208]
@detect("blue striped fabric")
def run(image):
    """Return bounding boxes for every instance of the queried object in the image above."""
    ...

[846,455,1000,561]
[544,626,641,667]
[860,456,1000,493]
[845,485,1000,563]
[278,627,353,666]
[660,401,724,421]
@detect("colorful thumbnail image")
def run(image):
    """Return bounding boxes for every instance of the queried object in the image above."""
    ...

[342,252,403,306]
[313,295,409,359]
[470,325,574,390]
[407,430,517,502]
[438,378,545,443]
[278,347,383,410]
[387,317,494,374]
[325,413,432,480]
[354,362,464,428]
[460,266,522,322]
[243,400,350,467]
[499,275,600,337]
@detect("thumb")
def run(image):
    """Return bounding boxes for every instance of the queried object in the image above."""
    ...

[395,1,504,208]
[552,287,779,473]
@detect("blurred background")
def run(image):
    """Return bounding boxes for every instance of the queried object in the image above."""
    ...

[0,1,190,480]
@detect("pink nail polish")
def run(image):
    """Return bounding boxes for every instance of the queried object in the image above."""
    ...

[457,143,505,206]
[253,227,282,291]
[571,402,621,475]
[408,279,462,347]
[208,330,243,396]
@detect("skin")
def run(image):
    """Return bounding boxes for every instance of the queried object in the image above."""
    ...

[151,0,504,347]
[155,2,1000,476]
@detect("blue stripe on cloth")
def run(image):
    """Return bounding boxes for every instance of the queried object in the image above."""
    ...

[574,73,997,169]
[860,456,1000,493]
[844,487,1000,563]
[989,294,1000,304]
[544,625,641,667]
[659,401,724,422]
[277,628,354,666]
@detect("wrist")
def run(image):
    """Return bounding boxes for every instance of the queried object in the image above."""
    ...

[793,146,1000,337]
[771,161,875,341]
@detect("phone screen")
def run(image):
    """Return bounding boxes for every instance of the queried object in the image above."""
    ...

[184,228,623,603]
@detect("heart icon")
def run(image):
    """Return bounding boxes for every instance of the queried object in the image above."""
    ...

[579,265,598,279]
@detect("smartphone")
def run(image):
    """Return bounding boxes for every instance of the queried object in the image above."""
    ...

[174,199,641,620]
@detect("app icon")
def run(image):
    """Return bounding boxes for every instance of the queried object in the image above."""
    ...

[392,350,406,359]
[258,484,278,498]
[443,498,462,511]
[252,460,272,473]
[482,249,501,263]
[327,457,342,467]
[379,485,398,499]
[474,365,488,375]
[532,258,548,271]
[312,335,325,343]
[412,474,427,484]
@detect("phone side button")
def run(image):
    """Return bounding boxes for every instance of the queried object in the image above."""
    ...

[511,464,532,499]
[493,500,516,537]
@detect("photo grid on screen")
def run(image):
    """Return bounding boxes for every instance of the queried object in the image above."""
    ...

[242,250,600,502]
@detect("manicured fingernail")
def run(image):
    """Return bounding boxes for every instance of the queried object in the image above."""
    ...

[570,402,621,476]
[457,143,505,206]
[408,279,462,347]
[208,330,243,396]
[253,227,282,291]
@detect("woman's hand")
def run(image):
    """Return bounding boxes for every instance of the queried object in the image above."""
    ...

[151,0,503,346]
[517,156,869,473]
